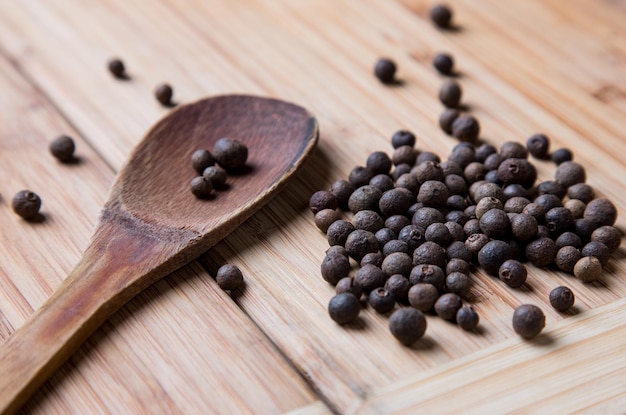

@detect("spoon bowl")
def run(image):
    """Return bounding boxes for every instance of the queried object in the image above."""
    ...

[0,95,318,414]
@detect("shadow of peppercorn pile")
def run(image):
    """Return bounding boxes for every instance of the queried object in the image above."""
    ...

[309,129,621,345]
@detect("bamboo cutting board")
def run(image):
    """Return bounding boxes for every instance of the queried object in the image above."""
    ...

[0,1,625,414]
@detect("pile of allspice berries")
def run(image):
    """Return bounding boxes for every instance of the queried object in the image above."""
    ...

[310,132,620,345]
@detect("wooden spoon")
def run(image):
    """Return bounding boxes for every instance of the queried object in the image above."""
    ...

[0,94,318,414]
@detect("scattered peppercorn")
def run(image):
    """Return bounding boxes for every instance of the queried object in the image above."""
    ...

[549,286,575,311]
[551,148,573,165]
[330,180,356,210]
[525,237,557,268]
[107,58,126,79]
[348,185,382,213]
[433,53,455,75]
[500,141,529,160]
[439,109,460,134]
[369,288,396,313]
[573,256,602,282]
[154,83,173,106]
[434,293,462,320]
[581,241,611,266]
[326,219,355,246]
[49,135,76,162]
[213,137,248,171]
[385,274,411,302]
[328,293,361,325]
[478,240,512,275]
[591,226,622,252]
[216,264,244,291]
[555,161,586,188]
[555,246,582,273]
[190,176,213,199]
[348,166,375,187]
[567,183,594,204]
[409,264,445,291]
[584,198,617,227]
[439,80,462,108]
[391,130,416,149]
[374,58,397,84]
[456,306,479,331]
[445,272,471,297]
[526,133,550,159]
[451,115,480,143]
[498,259,527,288]
[11,190,42,220]
[430,4,453,28]
[345,229,379,261]
[512,304,545,339]
[353,210,384,233]
[389,308,427,346]
[335,276,363,298]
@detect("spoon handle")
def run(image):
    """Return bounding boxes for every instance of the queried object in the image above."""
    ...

[0,216,185,414]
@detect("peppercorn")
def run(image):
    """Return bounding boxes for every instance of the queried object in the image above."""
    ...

[483,153,503,171]
[497,158,537,188]
[473,144,495,163]
[417,151,441,165]
[414,160,444,184]
[425,223,452,246]
[522,202,545,223]
[447,194,468,211]
[383,239,410,256]
[500,141,528,160]
[191,149,215,174]
[389,308,427,346]
[201,165,227,189]
[545,207,574,236]
[584,198,617,227]
[365,152,392,176]
[536,180,566,200]
[379,189,411,217]
[463,162,487,184]
[504,197,531,214]
[456,306,480,331]
[439,81,462,108]
[374,58,397,84]
[398,224,427,251]
[434,293,462,320]
[381,252,413,277]
[475,197,502,220]
[348,185,382,213]
[581,241,611,266]
[549,286,575,311]
[555,246,582,273]
[574,256,602,282]
[392,145,418,166]
[385,274,411,302]
[478,240,512,275]
[314,209,340,233]
[213,137,248,171]
[353,265,387,295]
[155,83,173,106]
[430,3,453,28]
[445,272,471,297]
[392,164,412,181]
[335,277,363,298]
[512,304,545,339]
[49,135,76,163]
[345,229,379,261]
[391,130,416,149]
[472,183,503,204]
[463,218,482,236]
[574,218,596,241]
[446,210,469,226]
[408,283,439,311]
[107,58,126,79]
[361,252,384,268]
[433,52,455,75]
[526,133,550,159]
[446,258,470,275]
[309,190,338,214]
[465,233,489,257]
[446,241,472,263]
[567,183,594,204]
[525,237,558,268]
[352,210,383,233]
[11,190,42,220]
[439,109,460,134]
[328,293,360,324]
[330,180,356,210]
[375,228,397,248]
[326,245,349,257]
[347,167,374,190]
[417,180,448,208]
[502,184,530,201]
[369,288,396,313]
[452,115,480,143]
[409,264,445,291]
[555,232,583,250]
[369,174,394,192]
[326,219,355,246]
[190,176,213,199]
[321,253,351,285]
[498,259,527,288]
[413,242,447,269]
[444,176,468,199]
[555,161,586,188]
[216,264,244,291]
[385,215,411,234]
[479,208,510,239]
[551,148,575,166]
[445,221,466,242]
[591,226,622,252]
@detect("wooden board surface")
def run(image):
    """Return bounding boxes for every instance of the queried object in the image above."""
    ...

[0,0,624,414]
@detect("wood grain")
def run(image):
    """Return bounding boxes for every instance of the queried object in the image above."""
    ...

[0,0,624,414]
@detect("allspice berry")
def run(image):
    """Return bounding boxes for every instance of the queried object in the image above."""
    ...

[374,58,397,84]
[430,4,453,28]
[525,237,557,268]
[190,176,213,199]
[451,115,480,143]
[389,308,427,346]
[554,246,582,273]
[155,83,173,106]
[391,130,416,149]
[584,198,617,227]
[549,286,575,312]
[216,264,244,291]
[573,256,602,282]
[498,260,527,288]
[526,133,550,159]
[434,293,463,320]
[11,190,42,220]
[555,161,586,188]
[191,149,215,174]
[512,304,545,339]
[321,254,351,285]
[369,288,396,313]
[438,80,462,108]
[49,135,76,162]
[345,229,379,261]
[213,137,249,171]
[456,306,479,331]
[328,293,361,324]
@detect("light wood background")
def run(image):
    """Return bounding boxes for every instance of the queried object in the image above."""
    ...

[0,1,625,414]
